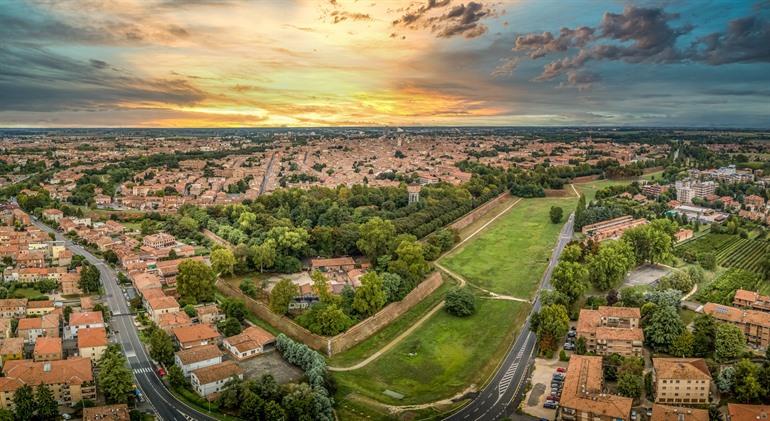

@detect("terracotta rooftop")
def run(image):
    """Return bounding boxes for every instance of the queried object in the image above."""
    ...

[559,355,633,419]
[0,337,24,355]
[83,404,130,421]
[191,360,243,385]
[727,404,770,421]
[595,326,644,341]
[703,303,770,327]
[597,306,641,319]
[172,324,220,344]
[225,325,275,352]
[2,357,93,390]
[27,300,54,309]
[33,337,62,356]
[175,344,223,365]
[70,311,104,326]
[310,257,355,267]
[653,358,711,380]
[651,404,708,421]
[78,327,108,349]
[147,295,179,311]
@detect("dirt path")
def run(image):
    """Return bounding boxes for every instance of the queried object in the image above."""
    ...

[435,261,529,303]
[328,198,525,372]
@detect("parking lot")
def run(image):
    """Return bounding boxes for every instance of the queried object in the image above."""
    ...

[524,356,568,420]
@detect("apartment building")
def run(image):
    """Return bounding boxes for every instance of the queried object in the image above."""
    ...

[174,344,223,377]
[703,303,770,350]
[69,311,105,337]
[0,358,96,409]
[560,355,633,421]
[0,299,27,318]
[675,180,716,204]
[577,306,643,356]
[733,289,770,312]
[652,358,712,405]
[190,361,244,397]
[146,295,180,323]
[142,233,176,249]
[78,327,109,361]
[581,216,649,242]
[650,404,708,421]
[17,314,59,343]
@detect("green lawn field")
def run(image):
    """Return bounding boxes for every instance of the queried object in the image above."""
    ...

[441,197,577,299]
[334,297,530,405]
[574,179,631,202]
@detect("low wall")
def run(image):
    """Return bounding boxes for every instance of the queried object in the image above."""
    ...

[450,192,512,233]
[328,271,443,354]
[202,229,233,250]
[216,271,444,356]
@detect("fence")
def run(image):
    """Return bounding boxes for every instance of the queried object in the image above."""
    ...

[216,271,444,356]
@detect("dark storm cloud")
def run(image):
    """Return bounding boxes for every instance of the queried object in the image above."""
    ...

[512,5,770,86]
[0,45,205,112]
[392,0,494,38]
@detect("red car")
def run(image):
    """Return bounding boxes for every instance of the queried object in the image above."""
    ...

[556,367,566,373]
[157,367,166,377]
[548,395,560,402]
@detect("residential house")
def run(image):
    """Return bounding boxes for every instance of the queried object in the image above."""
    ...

[146,295,180,323]
[0,358,96,408]
[190,361,244,397]
[69,311,105,337]
[652,358,712,405]
[733,289,770,313]
[174,344,223,377]
[576,306,643,356]
[26,300,55,316]
[559,355,633,421]
[78,327,108,361]
[0,319,11,339]
[18,314,59,343]
[158,312,193,333]
[42,209,64,223]
[172,324,221,350]
[142,233,176,249]
[83,404,130,421]
[0,338,24,365]
[0,299,27,318]
[195,304,224,325]
[33,337,63,362]
[223,326,276,360]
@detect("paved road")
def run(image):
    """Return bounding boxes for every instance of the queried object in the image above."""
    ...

[445,213,575,421]
[30,217,217,421]
[259,152,277,195]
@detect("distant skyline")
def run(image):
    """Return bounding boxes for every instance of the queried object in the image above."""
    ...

[1,0,769,128]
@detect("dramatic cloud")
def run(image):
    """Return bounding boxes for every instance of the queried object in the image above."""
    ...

[491,57,520,77]
[330,10,372,24]
[393,0,494,38]
[513,5,770,85]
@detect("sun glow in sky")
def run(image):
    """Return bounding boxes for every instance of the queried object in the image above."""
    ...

[0,0,769,127]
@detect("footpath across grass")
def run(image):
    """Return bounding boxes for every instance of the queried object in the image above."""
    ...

[334,297,530,405]
[328,275,453,367]
[442,197,576,299]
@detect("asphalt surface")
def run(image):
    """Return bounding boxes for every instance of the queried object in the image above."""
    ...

[30,217,217,421]
[445,213,575,421]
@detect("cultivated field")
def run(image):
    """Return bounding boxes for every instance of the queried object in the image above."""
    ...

[334,297,530,405]
[442,197,577,299]
[677,233,767,273]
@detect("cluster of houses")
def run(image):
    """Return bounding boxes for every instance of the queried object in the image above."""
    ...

[702,289,770,351]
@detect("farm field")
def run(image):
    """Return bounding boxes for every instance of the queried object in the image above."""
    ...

[333,297,530,405]
[676,233,767,273]
[441,197,577,298]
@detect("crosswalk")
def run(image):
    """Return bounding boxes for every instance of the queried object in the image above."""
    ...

[133,367,153,374]
[497,346,526,398]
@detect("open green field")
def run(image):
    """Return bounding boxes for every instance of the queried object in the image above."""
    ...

[328,275,454,367]
[334,297,530,405]
[574,178,632,202]
[456,195,521,240]
[442,197,577,298]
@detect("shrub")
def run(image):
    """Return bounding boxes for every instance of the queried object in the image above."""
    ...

[445,288,476,317]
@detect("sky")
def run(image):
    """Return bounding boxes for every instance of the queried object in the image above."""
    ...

[0,0,769,128]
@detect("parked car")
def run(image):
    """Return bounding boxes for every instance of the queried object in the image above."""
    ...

[563,343,575,350]
[646,408,653,417]
[544,401,559,409]
[553,373,565,380]
[157,367,166,377]
[556,367,567,373]
[631,410,638,421]
[548,395,560,402]
[567,330,577,338]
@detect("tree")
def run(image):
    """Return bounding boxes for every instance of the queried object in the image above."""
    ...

[622,224,672,264]
[587,240,636,291]
[239,278,258,298]
[176,259,216,304]
[709,405,724,421]
[534,304,570,352]
[63,305,73,323]
[79,262,101,294]
[263,400,286,421]
[301,303,353,336]
[103,249,118,264]
[149,329,175,366]
[550,206,564,223]
[311,270,333,303]
[356,217,396,264]
[551,261,589,304]
[381,272,404,302]
[387,238,430,290]
[715,323,746,361]
[620,286,645,307]
[692,314,717,357]
[251,239,277,272]
[733,359,764,403]
[98,345,134,403]
[445,288,476,317]
[221,298,247,321]
[211,248,236,277]
[220,317,243,337]
[12,385,35,421]
[561,244,583,263]
[168,365,188,389]
[644,305,684,352]
[353,272,387,317]
[657,271,694,294]
[269,278,298,315]
[575,336,587,354]
[716,367,735,393]
[669,331,694,357]
[35,384,58,420]
[617,372,643,398]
